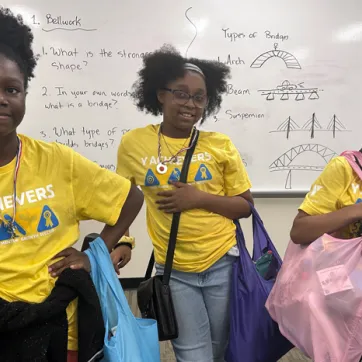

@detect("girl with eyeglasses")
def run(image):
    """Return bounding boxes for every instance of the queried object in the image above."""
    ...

[112,44,254,361]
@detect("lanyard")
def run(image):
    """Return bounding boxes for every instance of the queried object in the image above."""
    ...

[7,137,22,239]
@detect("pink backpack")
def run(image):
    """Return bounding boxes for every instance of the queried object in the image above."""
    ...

[266,151,362,362]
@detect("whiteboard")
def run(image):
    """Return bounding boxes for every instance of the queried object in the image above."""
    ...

[5,0,362,277]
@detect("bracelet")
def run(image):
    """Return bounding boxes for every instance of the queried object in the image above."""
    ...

[113,242,133,250]
[114,235,135,250]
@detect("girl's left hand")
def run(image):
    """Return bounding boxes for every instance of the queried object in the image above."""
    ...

[156,182,203,213]
[48,248,91,277]
[111,245,132,275]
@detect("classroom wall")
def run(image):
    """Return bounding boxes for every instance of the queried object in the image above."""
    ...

[240,198,302,258]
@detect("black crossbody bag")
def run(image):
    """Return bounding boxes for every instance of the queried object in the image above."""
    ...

[137,128,199,341]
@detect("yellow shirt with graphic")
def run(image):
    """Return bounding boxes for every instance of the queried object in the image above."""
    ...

[117,124,251,272]
[0,134,131,351]
[300,156,362,238]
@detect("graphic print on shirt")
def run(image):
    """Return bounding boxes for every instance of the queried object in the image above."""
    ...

[194,164,213,182]
[168,168,181,183]
[352,183,360,195]
[0,215,26,241]
[310,185,322,196]
[37,205,59,232]
[145,169,160,187]
[0,184,59,244]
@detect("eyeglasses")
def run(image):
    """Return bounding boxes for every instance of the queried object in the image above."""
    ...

[163,88,208,109]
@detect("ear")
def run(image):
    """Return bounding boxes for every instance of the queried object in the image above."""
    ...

[157,89,166,105]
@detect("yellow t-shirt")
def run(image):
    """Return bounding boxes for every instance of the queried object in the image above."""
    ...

[0,134,131,351]
[300,156,362,239]
[117,124,251,272]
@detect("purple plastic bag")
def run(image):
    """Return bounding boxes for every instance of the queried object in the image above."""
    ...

[225,205,293,362]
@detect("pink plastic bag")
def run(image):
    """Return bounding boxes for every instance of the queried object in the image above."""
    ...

[266,152,362,362]
[266,234,362,361]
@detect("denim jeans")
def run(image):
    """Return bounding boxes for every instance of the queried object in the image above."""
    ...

[155,253,236,362]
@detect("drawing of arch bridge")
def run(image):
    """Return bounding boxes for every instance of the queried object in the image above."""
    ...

[250,43,301,69]
[269,144,337,189]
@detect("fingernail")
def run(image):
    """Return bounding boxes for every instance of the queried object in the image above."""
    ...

[51,273,56,277]
[48,267,52,272]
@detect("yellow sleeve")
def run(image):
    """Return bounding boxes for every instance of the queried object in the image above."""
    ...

[300,157,351,216]
[223,138,252,196]
[116,137,136,184]
[71,150,131,224]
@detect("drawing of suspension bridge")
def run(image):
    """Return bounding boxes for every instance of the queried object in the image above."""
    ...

[270,114,350,139]
[269,144,337,189]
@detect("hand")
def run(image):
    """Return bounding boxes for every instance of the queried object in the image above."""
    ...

[110,245,132,275]
[48,247,91,277]
[156,182,203,213]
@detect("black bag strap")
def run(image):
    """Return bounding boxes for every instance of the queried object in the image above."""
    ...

[144,128,199,285]
[354,155,362,172]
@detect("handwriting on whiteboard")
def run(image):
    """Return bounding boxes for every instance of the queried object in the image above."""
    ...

[39,127,130,151]
[39,46,152,72]
[222,29,289,42]
[40,86,134,111]
[214,110,265,122]
[31,13,97,33]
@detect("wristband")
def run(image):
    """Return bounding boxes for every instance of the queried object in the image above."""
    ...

[114,235,135,250]
[113,242,132,250]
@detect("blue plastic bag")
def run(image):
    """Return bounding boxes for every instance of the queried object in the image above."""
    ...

[225,205,293,362]
[85,237,161,362]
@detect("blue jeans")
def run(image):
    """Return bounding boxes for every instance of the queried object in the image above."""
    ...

[155,254,236,362]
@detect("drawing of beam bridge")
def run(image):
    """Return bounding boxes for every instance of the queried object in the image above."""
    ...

[259,80,320,101]
[269,144,337,189]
